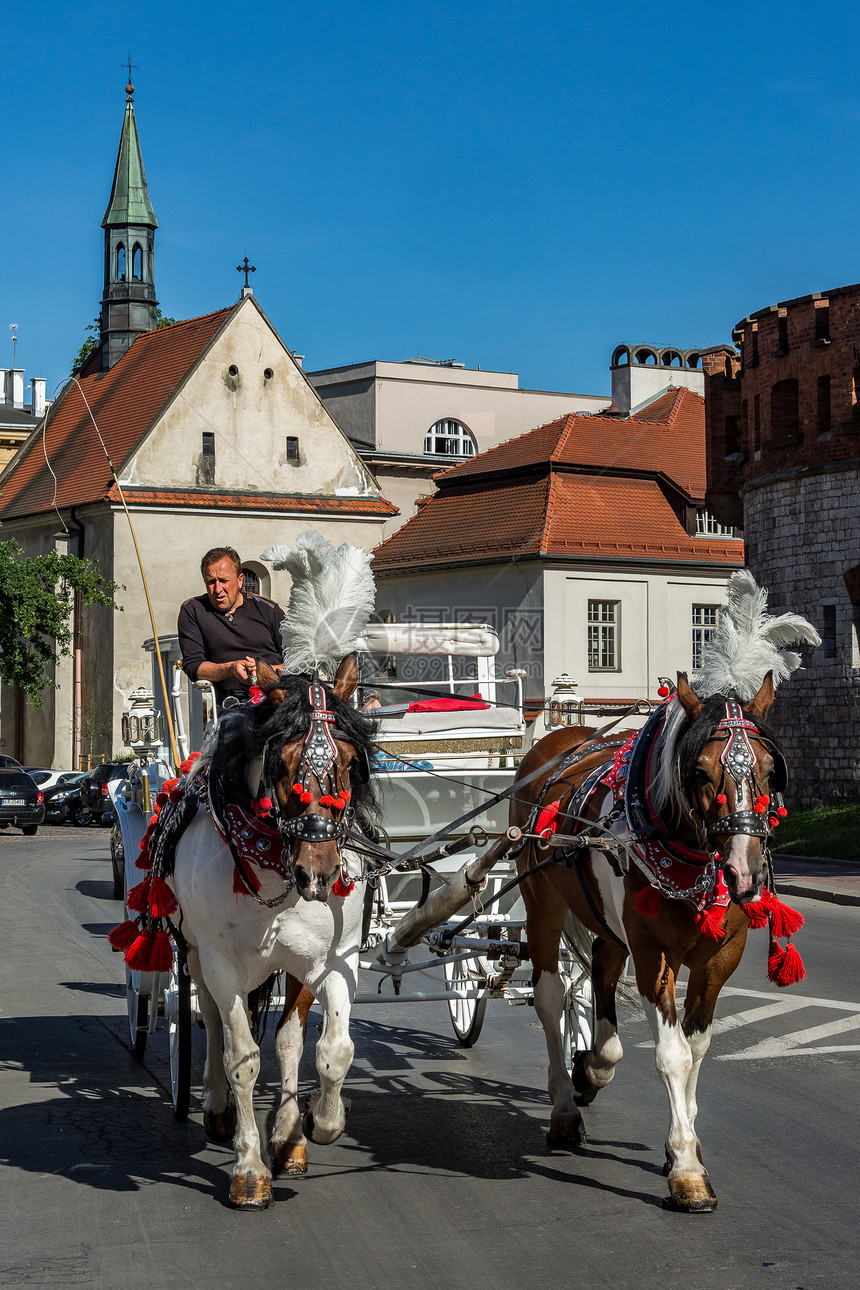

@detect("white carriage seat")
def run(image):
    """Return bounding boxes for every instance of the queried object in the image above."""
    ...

[376,704,523,739]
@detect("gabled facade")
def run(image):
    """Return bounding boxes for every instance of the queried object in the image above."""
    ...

[0,85,395,769]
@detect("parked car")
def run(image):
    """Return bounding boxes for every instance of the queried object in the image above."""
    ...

[80,763,128,826]
[0,755,23,770]
[42,772,90,825]
[25,768,76,792]
[0,769,45,835]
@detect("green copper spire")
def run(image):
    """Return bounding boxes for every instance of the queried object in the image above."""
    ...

[101,82,158,229]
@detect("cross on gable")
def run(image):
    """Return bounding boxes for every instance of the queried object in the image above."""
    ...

[237,257,257,288]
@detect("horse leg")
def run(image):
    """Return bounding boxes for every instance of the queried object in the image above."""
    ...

[302,970,354,1146]
[636,950,717,1213]
[572,935,627,1106]
[270,977,315,1176]
[526,878,586,1148]
[199,957,271,1210]
[187,946,236,1142]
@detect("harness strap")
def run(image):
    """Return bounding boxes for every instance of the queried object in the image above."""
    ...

[571,856,628,950]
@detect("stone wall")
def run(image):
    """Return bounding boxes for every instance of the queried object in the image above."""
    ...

[744,463,860,805]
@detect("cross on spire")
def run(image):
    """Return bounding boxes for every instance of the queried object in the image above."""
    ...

[124,54,139,98]
[237,257,256,288]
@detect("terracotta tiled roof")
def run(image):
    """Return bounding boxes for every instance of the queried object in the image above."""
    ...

[433,387,707,499]
[0,307,235,520]
[106,484,397,516]
[373,472,743,573]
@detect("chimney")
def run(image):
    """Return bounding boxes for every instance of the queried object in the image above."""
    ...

[6,369,24,409]
[30,378,46,419]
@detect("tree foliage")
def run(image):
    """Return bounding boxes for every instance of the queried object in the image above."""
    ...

[0,536,118,704]
[72,310,178,373]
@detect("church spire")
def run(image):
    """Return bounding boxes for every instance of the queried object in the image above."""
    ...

[99,74,159,370]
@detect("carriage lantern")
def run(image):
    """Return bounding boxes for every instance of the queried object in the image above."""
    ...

[545,674,585,728]
[121,687,164,752]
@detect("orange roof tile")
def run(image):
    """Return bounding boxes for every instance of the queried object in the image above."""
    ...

[373,472,743,573]
[434,387,707,500]
[106,485,397,516]
[0,307,235,521]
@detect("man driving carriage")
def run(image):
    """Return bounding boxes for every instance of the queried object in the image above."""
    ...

[177,546,285,710]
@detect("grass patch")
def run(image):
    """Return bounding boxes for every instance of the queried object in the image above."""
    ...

[773,802,860,862]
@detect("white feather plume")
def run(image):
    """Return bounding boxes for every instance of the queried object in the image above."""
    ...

[260,530,376,677]
[693,568,821,702]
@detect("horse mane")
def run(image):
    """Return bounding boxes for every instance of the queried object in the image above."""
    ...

[208,673,380,833]
[652,692,781,820]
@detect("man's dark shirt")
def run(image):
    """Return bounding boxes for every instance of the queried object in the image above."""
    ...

[177,593,285,706]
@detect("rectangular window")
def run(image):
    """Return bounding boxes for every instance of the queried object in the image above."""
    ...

[201,432,215,456]
[814,303,830,342]
[692,605,719,670]
[285,436,300,461]
[695,509,736,537]
[588,600,619,670]
[776,312,789,355]
[822,604,837,659]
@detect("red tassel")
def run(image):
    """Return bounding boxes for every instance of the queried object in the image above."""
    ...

[108,919,139,950]
[135,850,153,871]
[300,790,313,805]
[744,899,769,929]
[148,875,178,917]
[258,797,273,812]
[772,942,806,987]
[169,786,183,803]
[696,904,727,940]
[125,931,157,971]
[760,888,804,938]
[634,885,664,917]
[716,793,727,805]
[535,799,561,837]
[776,806,788,818]
[332,877,354,898]
[768,938,807,987]
[292,783,304,796]
[126,877,152,913]
[155,792,168,808]
[319,794,334,807]
[340,791,351,802]
[233,861,262,897]
[149,929,175,973]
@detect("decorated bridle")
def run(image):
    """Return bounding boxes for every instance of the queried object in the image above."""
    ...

[260,674,356,850]
[701,698,787,842]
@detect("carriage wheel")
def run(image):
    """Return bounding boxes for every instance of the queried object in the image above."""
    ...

[166,959,192,1121]
[443,956,488,1047]
[126,969,149,1060]
[561,965,594,1074]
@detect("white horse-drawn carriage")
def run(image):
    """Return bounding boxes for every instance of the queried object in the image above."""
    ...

[109,539,815,1213]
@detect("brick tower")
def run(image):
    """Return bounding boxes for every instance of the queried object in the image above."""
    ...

[704,285,860,804]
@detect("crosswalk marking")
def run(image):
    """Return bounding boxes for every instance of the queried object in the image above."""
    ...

[634,985,860,1061]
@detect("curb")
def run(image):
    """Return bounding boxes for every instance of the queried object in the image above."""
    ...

[774,879,860,908]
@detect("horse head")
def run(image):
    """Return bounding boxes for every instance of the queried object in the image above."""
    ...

[257,655,366,903]
[676,671,785,904]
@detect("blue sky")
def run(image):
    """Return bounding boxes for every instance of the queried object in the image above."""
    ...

[4,1,860,401]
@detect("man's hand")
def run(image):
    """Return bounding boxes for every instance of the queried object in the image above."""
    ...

[197,657,258,686]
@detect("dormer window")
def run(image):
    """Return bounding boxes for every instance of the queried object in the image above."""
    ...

[424,419,476,457]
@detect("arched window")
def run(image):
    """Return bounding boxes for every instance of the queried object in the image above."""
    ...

[132,244,143,281]
[661,351,682,367]
[242,567,260,595]
[116,243,126,281]
[241,563,270,598]
[611,346,630,366]
[423,419,476,457]
[633,348,657,366]
[686,353,701,369]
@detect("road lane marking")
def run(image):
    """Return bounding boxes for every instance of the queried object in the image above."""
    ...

[716,1013,860,1060]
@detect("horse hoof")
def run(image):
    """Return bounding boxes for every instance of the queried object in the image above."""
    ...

[546,1112,586,1150]
[204,1104,237,1142]
[571,1052,599,1107]
[271,1139,308,1177]
[664,1173,718,1213]
[229,1171,272,1210]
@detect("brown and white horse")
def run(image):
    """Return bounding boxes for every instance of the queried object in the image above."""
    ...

[511,670,793,1212]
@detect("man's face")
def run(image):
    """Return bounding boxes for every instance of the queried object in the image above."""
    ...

[204,558,244,615]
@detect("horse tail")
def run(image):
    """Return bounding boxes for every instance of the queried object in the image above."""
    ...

[248,973,279,1043]
[561,910,638,1004]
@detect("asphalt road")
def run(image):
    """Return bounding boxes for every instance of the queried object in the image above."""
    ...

[1,830,857,1290]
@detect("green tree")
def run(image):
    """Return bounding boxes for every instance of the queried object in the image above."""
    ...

[0,534,118,704]
[72,310,178,373]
